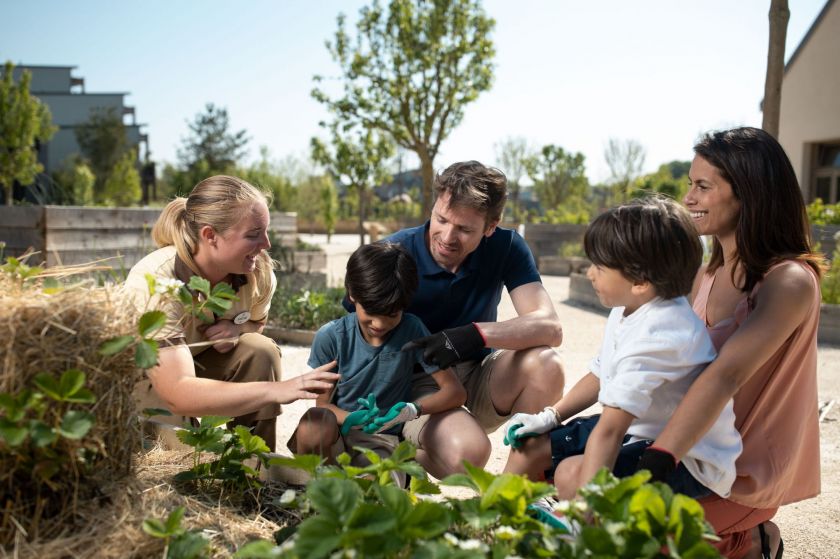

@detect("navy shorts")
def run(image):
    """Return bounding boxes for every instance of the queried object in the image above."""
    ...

[546,415,711,499]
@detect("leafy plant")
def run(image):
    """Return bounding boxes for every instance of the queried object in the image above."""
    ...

[98,274,239,369]
[269,287,346,330]
[173,416,270,494]
[142,506,211,559]
[821,238,840,305]
[807,198,840,226]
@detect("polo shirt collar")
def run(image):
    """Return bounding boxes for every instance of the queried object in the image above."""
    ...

[173,253,248,292]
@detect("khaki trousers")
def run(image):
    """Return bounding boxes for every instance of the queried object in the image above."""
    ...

[134,333,283,451]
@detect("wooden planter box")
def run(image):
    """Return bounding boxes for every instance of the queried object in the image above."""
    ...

[820,304,840,346]
[263,326,317,346]
[538,255,591,276]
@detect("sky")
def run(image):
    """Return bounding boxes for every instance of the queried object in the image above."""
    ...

[1,0,830,183]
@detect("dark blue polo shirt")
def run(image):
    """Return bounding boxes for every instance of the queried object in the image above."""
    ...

[384,222,541,335]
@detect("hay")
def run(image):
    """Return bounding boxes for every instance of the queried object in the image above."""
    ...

[0,267,143,544]
[5,447,292,559]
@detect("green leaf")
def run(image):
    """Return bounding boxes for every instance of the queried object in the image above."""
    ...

[307,478,361,524]
[390,439,416,463]
[346,502,397,535]
[234,425,271,455]
[138,310,167,338]
[177,286,194,306]
[135,338,159,369]
[375,484,411,520]
[42,277,62,293]
[200,416,233,429]
[33,372,61,400]
[168,531,210,559]
[294,516,342,559]
[65,387,96,405]
[234,540,282,558]
[188,276,211,296]
[165,506,186,535]
[142,518,169,539]
[30,421,57,447]
[452,498,499,530]
[629,484,667,535]
[59,410,95,439]
[58,368,86,398]
[142,407,173,417]
[268,453,322,474]
[440,473,479,492]
[0,420,28,446]
[145,273,157,295]
[98,335,135,356]
[211,282,238,300]
[463,461,496,493]
[581,525,618,554]
[409,476,441,495]
[401,501,451,539]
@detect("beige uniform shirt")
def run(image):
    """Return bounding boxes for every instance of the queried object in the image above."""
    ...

[124,246,276,356]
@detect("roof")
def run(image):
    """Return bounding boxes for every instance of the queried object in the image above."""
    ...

[785,0,836,74]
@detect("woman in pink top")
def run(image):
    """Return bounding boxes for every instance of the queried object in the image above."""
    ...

[637,127,825,559]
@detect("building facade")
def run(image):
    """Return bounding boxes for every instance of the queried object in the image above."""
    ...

[778,0,840,203]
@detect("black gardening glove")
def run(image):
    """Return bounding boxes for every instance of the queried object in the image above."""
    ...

[637,446,677,483]
[400,323,485,369]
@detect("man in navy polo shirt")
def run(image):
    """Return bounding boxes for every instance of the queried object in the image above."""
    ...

[391,160,565,478]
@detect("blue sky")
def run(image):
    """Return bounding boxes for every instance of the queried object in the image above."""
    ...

[1,0,829,182]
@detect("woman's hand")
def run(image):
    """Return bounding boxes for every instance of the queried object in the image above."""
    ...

[275,360,340,404]
[203,319,241,353]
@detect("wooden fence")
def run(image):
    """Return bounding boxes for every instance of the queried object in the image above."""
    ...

[0,206,296,269]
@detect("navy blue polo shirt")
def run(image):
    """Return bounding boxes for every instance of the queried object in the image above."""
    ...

[384,222,541,338]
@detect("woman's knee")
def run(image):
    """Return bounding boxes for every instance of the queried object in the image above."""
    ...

[236,333,282,380]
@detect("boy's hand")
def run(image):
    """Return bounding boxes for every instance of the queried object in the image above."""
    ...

[400,323,485,369]
[503,407,560,448]
[363,402,419,434]
[339,393,379,436]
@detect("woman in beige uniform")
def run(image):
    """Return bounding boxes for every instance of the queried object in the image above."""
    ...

[126,175,338,450]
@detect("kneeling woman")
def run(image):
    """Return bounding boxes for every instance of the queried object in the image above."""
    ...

[126,175,338,450]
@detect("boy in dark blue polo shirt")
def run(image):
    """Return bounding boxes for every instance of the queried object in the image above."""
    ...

[380,161,565,478]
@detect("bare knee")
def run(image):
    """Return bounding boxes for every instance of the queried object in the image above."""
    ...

[553,457,582,500]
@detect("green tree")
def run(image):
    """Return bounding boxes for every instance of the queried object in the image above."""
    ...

[75,106,131,202]
[54,157,96,205]
[177,103,249,178]
[240,146,297,212]
[101,150,141,206]
[295,175,329,234]
[631,160,691,200]
[0,61,57,206]
[604,137,646,203]
[319,177,339,242]
[495,136,532,223]
[526,144,589,215]
[313,0,496,216]
[311,122,394,246]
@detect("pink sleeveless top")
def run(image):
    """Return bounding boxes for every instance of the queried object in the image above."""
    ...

[692,260,821,508]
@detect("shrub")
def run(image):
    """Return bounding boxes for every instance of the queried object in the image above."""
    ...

[807,198,840,226]
[270,286,346,330]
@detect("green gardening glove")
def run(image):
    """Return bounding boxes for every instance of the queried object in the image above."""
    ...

[363,402,420,434]
[340,393,379,435]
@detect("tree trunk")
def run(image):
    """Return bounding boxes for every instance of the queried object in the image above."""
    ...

[418,150,435,219]
[762,0,790,138]
[358,186,366,247]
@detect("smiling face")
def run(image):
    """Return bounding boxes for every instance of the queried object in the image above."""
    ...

[214,202,271,275]
[427,192,497,273]
[352,300,403,346]
[684,155,741,241]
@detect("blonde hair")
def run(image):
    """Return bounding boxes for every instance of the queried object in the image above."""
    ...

[153,175,275,310]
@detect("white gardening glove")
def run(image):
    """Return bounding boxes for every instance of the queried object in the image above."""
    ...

[503,407,560,448]
[364,402,420,434]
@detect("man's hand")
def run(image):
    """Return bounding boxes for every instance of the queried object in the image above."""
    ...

[636,446,677,483]
[363,402,419,434]
[340,393,379,435]
[401,323,485,369]
[503,407,560,448]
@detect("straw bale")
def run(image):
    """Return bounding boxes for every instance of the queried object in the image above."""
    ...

[0,269,144,544]
[6,447,292,559]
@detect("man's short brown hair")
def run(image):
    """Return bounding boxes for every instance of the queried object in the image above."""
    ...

[434,161,508,224]
[583,196,703,299]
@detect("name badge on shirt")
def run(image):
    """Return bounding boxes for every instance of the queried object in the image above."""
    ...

[233,311,251,325]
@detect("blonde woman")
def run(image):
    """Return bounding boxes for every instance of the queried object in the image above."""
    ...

[126,175,338,450]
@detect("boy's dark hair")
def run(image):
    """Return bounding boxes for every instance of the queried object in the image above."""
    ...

[583,196,703,299]
[345,242,418,315]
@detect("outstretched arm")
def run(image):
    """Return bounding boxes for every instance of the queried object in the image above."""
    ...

[653,265,815,459]
[576,405,635,486]
[147,345,339,417]
[476,281,563,350]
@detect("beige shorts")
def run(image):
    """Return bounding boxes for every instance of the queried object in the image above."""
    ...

[402,349,508,445]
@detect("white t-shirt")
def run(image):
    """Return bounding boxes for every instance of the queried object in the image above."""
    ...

[590,296,742,497]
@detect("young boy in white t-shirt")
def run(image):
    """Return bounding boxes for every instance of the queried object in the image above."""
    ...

[502,196,741,501]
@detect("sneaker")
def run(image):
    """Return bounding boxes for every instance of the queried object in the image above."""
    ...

[527,497,576,534]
